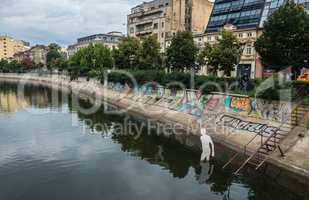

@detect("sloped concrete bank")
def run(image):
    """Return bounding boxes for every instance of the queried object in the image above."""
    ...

[1,73,309,197]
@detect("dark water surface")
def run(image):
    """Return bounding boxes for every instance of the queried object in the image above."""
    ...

[0,81,301,200]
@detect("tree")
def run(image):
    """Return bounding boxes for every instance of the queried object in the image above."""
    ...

[255,1,309,79]
[139,35,162,70]
[47,43,63,70]
[21,57,35,71]
[113,37,141,69]
[68,43,113,80]
[210,30,242,77]
[197,43,214,74]
[166,31,198,72]
[91,43,113,77]
[0,59,10,72]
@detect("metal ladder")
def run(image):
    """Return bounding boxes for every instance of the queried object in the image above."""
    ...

[222,119,292,174]
[223,86,307,174]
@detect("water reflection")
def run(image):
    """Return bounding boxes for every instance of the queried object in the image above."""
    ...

[0,81,65,113]
[0,81,302,200]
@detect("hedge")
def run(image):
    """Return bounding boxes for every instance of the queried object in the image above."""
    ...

[101,70,309,103]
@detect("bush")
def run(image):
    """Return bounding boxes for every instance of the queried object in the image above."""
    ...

[102,70,261,95]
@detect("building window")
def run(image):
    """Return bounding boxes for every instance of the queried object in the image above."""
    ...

[154,23,158,29]
[247,32,253,37]
[246,46,252,55]
[215,36,219,40]
[162,22,164,28]
[161,32,164,38]
[130,27,134,34]
[239,33,243,38]
[207,36,212,41]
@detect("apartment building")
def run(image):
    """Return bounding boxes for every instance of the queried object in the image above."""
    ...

[197,0,309,78]
[13,45,49,66]
[67,32,124,58]
[0,36,30,60]
[194,24,263,78]
[127,0,213,51]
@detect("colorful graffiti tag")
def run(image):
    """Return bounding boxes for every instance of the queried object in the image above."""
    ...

[204,96,219,112]
[175,90,211,117]
[223,95,293,123]
[224,96,250,113]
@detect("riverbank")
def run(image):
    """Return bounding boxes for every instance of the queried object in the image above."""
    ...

[1,73,309,198]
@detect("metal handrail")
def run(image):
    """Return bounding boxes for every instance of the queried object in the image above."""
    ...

[244,132,261,155]
[234,131,278,175]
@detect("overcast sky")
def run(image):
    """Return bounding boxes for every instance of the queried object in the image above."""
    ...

[0,0,143,47]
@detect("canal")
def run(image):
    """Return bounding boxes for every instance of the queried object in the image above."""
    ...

[0,81,301,200]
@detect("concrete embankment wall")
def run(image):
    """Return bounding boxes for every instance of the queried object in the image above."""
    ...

[1,73,309,196]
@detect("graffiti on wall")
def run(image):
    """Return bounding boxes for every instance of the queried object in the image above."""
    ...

[250,100,292,123]
[218,115,279,136]
[175,90,211,117]
[223,95,293,123]
[204,96,219,112]
[106,83,294,124]
[224,96,250,113]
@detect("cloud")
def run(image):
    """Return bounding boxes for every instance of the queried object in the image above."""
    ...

[0,0,142,46]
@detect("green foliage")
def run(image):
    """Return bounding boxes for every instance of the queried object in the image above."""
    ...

[0,59,38,73]
[166,31,198,72]
[210,30,242,77]
[113,37,141,69]
[139,35,162,70]
[68,43,113,79]
[197,43,213,69]
[255,1,309,79]
[47,43,63,70]
[102,70,259,94]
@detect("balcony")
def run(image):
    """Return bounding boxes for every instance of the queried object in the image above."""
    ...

[135,20,153,27]
[129,7,163,18]
[136,26,153,36]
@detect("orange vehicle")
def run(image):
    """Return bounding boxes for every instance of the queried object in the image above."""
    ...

[297,70,309,81]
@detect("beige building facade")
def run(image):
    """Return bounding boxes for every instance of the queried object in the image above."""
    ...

[13,45,49,66]
[194,25,263,79]
[127,0,213,51]
[0,36,30,60]
[67,32,124,58]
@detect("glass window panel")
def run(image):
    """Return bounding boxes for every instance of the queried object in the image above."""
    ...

[270,0,278,8]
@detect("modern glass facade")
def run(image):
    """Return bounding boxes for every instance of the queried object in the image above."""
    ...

[206,0,265,32]
[206,0,309,32]
[260,0,309,26]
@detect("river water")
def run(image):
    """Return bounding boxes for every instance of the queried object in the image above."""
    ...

[0,81,301,200]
